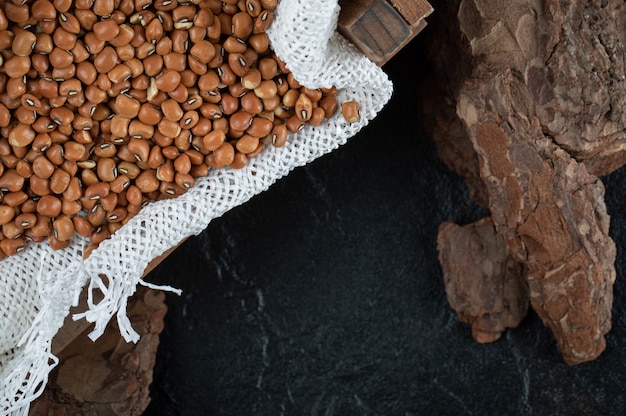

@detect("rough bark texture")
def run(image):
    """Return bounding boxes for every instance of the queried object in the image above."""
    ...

[29,287,167,416]
[421,0,619,364]
[437,217,529,343]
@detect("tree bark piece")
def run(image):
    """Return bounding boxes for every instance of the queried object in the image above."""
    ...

[437,217,529,343]
[29,287,167,416]
[420,0,619,364]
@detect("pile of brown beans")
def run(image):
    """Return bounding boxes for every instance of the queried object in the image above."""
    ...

[0,0,362,258]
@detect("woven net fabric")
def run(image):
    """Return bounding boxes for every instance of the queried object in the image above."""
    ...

[0,0,393,414]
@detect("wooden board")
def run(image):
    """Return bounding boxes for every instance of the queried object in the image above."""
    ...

[338,0,433,66]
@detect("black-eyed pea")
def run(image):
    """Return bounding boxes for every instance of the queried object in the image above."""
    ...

[341,100,361,123]
[96,157,118,182]
[295,93,313,121]
[246,116,273,138]
[135,169,159,193]
[174,172,194,189]
[0,169,25,192]
[37,195,62,217]
[61,199,82,216]
[0,237,26,256]
[2,191,28,207]
[72,216,92,237]
[213,141,234,166]
[99,192,118,211]
[0,205,15,225]
[110,175,131,193]
[52,214,74,241]
[156,159,175,182]
[48,168,70,194]
[117,161,140,179]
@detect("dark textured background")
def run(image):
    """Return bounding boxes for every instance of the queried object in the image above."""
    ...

[143,37,626,415]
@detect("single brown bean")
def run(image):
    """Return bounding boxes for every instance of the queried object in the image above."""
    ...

[247,116,273,138]
[153,69,180,93]
[213,141,235,167]
[155,158,174,182]
[8,124,36,148]
[161,99,183,121]
[127,138,150,163]
[93,0,114,16]
[62,176,82,200]
[0,237,26,256]
[110,175,130,193]
[63,141,87,161]
[49,168,71,194]
[270,124,288,147]
[0,205,15,225]
[110,115,130,138]
[309,107,326,127]
[96,157,118,182]
[85,182,110,200]
[114,94,141,119]
[128,120,154,139]
[12,29,37,56]
[3,191,28,207]
[73,216,92,237]
[138,103,162,125]
[158,118,181,138]
[229,111,253,131]
[99,192,118,211]
[61,198,82,216]
[52,214,74,241]
[93,46,118,73]
[93,18,120,41]
[4,56,31,78]
[235,134,260,154]
[341,101,361,123]
[117,161,140,179]
[135,169,159,193]
[320,96,339,118]
[37,195,62,217]
[31,0,57,21]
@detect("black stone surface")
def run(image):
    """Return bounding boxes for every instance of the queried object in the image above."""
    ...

[143,39,626,415]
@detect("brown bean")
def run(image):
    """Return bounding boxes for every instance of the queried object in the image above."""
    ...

[135,169,159,193]
[246,116,273,138]
[117,161,141,179]
[213,142,235,167]
[12,29,37,56]
[72,216,92,237]
[93,46,118,73]
[0,205,16,225]
[96,157,118,182]
[49,168,71,194]
[110,174,130,193]
[138,103,162,125]
[5,56,31,78]
[341,101,361,123]
[3,191,28,207]
[93,18,120,41]
[31,0,57,21]
[52,214,74,241]
[85,181,110,200]
[62,176,82,200]
[270,124,288,147]
[235,134,259,154]
[0,169,25,192]
[155,69,181,92]
[0,237,26,256]
[320,96,339,118]
[37,195,62,217]
[8,124,36,148]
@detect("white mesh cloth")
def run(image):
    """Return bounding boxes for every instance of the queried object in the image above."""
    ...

[0,0,393,414]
